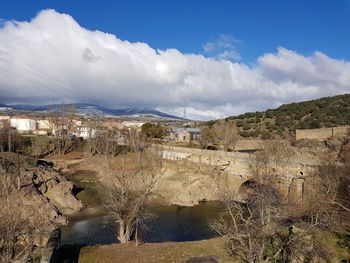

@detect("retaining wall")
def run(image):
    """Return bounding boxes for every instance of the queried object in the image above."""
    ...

[296,126,350,141]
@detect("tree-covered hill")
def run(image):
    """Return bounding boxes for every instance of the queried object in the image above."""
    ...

[215,94,350,139]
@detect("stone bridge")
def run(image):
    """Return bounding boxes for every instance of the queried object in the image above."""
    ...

[161,145,317,202]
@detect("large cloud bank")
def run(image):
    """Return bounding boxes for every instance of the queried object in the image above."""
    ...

[0,10,349,120]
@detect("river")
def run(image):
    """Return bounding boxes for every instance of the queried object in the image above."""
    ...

[61,201,223,245]
[57,169,225,262]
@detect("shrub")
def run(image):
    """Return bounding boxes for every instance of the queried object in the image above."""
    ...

[250,131,258,137]
[236,120,244,127]
[261,131,272,139]
[265,110,274,118]
[243,123,251,130]
[240,130,250,138]
[267,123,278,131]
[141,123,165,138]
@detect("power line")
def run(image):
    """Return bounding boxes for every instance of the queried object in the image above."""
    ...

[0,58,66,97]
[0,49,68,87]
[0,66,58,97]
[0,49,93,102]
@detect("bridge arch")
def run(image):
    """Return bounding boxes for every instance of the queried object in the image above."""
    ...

[236,179,259,201]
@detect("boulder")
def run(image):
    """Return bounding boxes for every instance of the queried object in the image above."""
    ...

[44,180,83,214]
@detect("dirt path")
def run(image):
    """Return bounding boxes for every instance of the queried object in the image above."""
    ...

[78,238,234,263]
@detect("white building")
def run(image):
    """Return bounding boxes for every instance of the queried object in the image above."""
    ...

[10,118,37,133]
[37,120,53,130]
[74,126,98,139]
[119,121,145,130]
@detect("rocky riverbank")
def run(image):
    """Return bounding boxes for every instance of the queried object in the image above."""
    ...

[0,153,83,261]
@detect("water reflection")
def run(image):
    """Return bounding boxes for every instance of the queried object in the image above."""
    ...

[61,202,223,245]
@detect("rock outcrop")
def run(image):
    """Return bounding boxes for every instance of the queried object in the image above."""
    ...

[30,166,83,215]
[0,154,82,261]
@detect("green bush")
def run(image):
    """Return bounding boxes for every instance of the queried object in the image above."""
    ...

[261,131,272,139]
[239,130,250,138]
[141,123,165,138]
[206,94,350,135]
[249,131,258,137]
[265,110,274,118]
[267,123,278,131]
[236,120,244,127]
[243,123,251,130]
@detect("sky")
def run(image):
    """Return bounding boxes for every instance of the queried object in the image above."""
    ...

[0,0,349,120]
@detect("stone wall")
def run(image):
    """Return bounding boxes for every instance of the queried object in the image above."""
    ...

[234,139,264,150]
[296,126,350,141]
[161,145,312,179]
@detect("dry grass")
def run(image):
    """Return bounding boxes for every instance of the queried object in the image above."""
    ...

[47,151,84,160]
[78,238,235,263]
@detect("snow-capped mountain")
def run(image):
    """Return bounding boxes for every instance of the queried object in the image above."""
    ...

[1,103,184,120]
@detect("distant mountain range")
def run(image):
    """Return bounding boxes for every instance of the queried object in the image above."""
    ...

[0,103,184,120]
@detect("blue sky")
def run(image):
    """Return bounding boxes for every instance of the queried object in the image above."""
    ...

[2,0,350,63]
[0,1,349,120]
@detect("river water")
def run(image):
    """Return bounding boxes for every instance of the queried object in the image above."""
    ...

[61,202,223,245]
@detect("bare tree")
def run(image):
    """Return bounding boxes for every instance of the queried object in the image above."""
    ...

[86,120,125,157]
[213,120,238,151]
[85,117,103,155]
[48,104,78,155]
[0,196,32,263]
[199,127,216,149]
[101,131,166,244]
[209,140,334,262]
[301,152,350,232]
[0,125,22,190]
[0,133,34,262]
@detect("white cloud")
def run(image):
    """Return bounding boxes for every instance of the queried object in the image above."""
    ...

[203,34,242,61]
[215,50,241,61]
[0,10,349,120]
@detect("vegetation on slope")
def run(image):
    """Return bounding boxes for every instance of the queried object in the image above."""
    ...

[212,94,350,139]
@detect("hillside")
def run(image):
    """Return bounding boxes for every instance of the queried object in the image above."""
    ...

[221,94,350,139]
[0,103,184,120]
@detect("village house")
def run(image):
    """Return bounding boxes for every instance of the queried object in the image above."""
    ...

[4,115,144,142]
[73,125,100,139]
[34,119,55,135]
[170,128,201,143]
[8,117,58,135]
[10,118,37,133]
